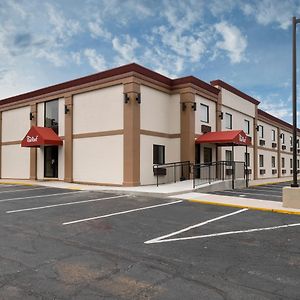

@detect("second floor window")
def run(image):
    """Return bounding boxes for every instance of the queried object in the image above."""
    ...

[281,133,285,144]
[225,113,232,129]
[44,100,59,134]
[282,157,285,168]
[290,136,293,146]
[200,104,209,123]
[258,125,264,139]
[244,119,250,134]
[272,129,276,142]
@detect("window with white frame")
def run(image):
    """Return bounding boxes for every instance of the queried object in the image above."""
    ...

[259,154,264,168]
[244,119,250,135]
[282,157,285,168]
[225,150,232,163]
[281,133,285,144]
[200,104,209,123]
[153,145,165,164]
[225,113,232,129]
[245,152,250,167]
[290,158,293,169]
[271,129,276,142]
[272,156,276,168]
[290,136,293,146]
[258,125,264,139]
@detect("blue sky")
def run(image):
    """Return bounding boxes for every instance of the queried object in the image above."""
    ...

[1,0,300,124]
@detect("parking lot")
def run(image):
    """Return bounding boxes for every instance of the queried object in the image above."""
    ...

[0,183,300,299]
[207,181,291,201]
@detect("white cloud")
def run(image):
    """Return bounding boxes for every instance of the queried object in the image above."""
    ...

[215,21,247,63]
[112,35,139,64]
[88,21,112,40]
[84,48,107,71]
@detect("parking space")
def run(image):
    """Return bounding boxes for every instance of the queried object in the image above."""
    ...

[0,183,300,299]
[207,181,291,201]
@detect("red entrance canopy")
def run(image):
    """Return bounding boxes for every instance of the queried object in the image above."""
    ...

[21,126,63,147]
[195,130,251,146]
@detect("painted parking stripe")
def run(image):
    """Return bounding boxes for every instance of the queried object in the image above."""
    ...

[145,208,247,244]
[0,191,86,203]
[6,194,130,213]
[145,223,300,244]
[0,187,49,194]
[215,190,282,198]
[63,200,183,226]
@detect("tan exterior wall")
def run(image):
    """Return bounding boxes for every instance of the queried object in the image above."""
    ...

[195,95,216,134]
[1,145,30,179]
[73,85,123,134]
[2,106,31,142]
[257,148,278,179]
[140,135,180,185]
[73,135,123,184]
[140,85,180,134]
[221,88,256,117]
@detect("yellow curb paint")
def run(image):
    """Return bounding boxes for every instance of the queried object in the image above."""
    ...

[188,199,300,215]
[250,180,292,187]
[0,182,34,186]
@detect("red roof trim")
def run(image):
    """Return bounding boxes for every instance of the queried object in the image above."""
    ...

[21,126,63,147]
[258,109,300,133]
[0,63,219,107]
[210,80,260,105]
[195,130,251,146]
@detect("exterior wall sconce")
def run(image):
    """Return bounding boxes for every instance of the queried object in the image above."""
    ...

[29,112,34,120]
[124,93,130,104]
[219,111,223,119]
[64,105,70,114]
[191,102,197,111]
[136,93,141,104]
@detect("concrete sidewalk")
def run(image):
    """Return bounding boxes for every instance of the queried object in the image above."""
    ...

[172,192,300,215]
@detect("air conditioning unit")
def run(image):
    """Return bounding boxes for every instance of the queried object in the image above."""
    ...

[260,169,266,175]
[245,169,252,175]
[290,170,293,174]
[282,145,286,150]
[272,169,277,174]
[272,143,277,148]
[259,140,265,146]
[153,168,167,176]
[282,169,286,174]
[290,147,293,152]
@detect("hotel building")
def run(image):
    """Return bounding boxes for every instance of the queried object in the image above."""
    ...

[0,63,299,186]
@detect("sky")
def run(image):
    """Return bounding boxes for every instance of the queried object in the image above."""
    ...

[1,0,300,125]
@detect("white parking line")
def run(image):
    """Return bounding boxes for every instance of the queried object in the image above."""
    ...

[6,195,130,213]
[145,223,300,244]
[0,187,49,194]
[145,208,247,244]
[63,200,183,226]
[0,191,85,203]
[220,190,282,198]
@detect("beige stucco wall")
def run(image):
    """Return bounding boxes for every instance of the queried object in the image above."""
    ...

[257,120,278,149]
[257,149,278,179]
[73,85,123,134]
[140,85,180,134]
[2,106,31,142]
[1,145,30,179]
[140,135,180,185]
[195,95,216,134]
[221,88,256,117]
[73,135,123,184]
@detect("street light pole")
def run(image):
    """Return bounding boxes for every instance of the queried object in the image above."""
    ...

[291,16,300,187]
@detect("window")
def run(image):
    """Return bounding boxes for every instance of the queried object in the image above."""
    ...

[271,129,276,142]
[259,155,264,168]
[282,157,285,168]
[244,119,250,135]
[290,158,293,169]
[298,159,300,169]
[258,125,264,139]
[225,150,232,165]
[225,113,232,129]
[290,136,293,146]
[153,145,165,164]
[200,104,209,123]
[245,152,250,167]
[44,99,59,134]
[281,133,285,144]
[271,156,276,168]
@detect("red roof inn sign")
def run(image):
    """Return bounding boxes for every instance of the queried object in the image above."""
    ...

[21,126,63,147]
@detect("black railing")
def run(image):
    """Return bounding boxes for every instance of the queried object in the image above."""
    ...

[193,161,248,189]
[153,161,191,187]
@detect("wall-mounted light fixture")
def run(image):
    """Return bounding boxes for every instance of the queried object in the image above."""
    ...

[64,105,70,114]
[191,102,197,111]
[29,112,34,120]
[218,111,224,119]
[124,93,130,104]
[136,93,141,104]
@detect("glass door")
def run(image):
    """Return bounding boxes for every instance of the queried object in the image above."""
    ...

[44,146,58,178]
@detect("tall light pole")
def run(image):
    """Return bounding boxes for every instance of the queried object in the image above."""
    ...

[292,16,300,187]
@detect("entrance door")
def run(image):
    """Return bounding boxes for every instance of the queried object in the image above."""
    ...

[204,147,212,164]
[44,146,58,178]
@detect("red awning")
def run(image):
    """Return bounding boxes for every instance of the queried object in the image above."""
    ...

[21,126,63,147]
[195,130,251,146]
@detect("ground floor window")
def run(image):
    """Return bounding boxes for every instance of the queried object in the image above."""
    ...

[259,154,264,168]
[44,146,58,178]
[271,156,276,168]
[245,152,250,167]
[282,157,285,169]
[153,144,165,164]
